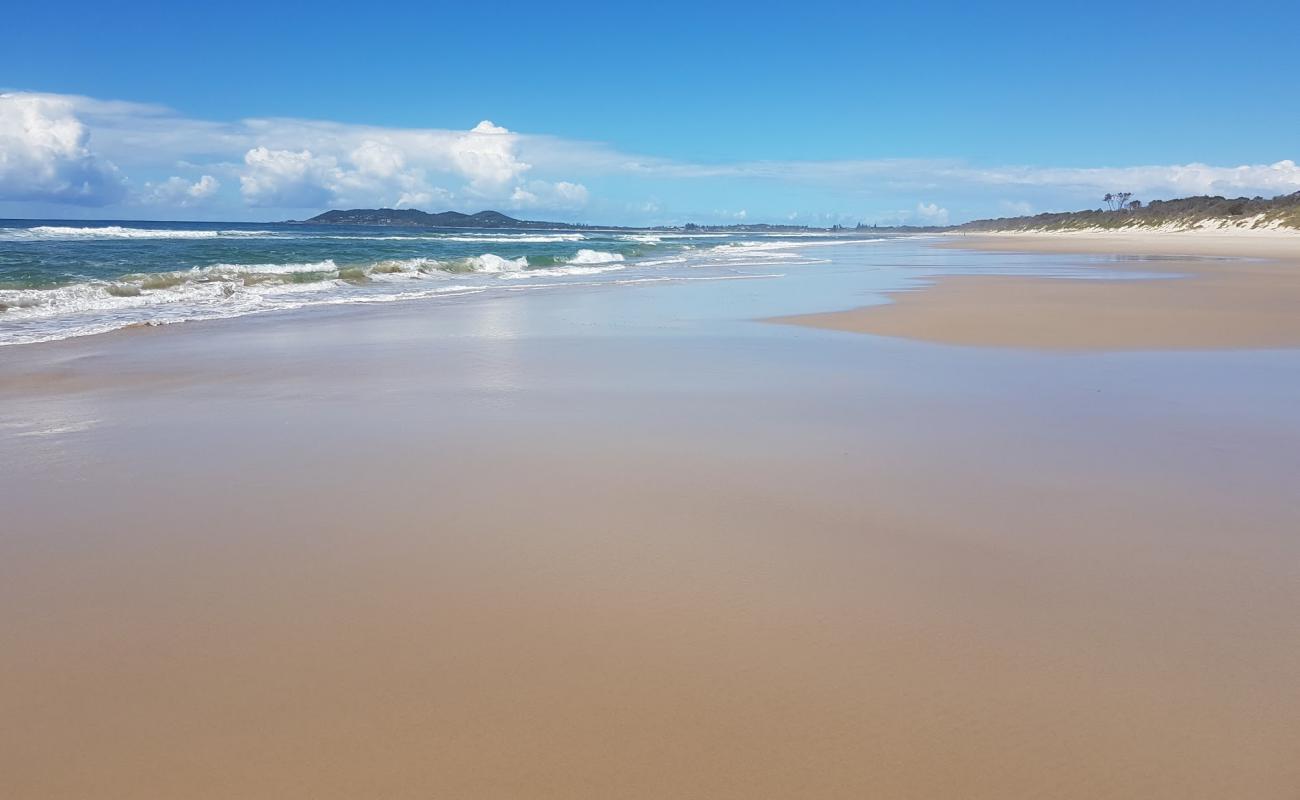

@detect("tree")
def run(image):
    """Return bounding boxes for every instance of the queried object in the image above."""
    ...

[1104,192,1134,212]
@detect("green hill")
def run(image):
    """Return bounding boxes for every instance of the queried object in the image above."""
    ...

[303,208,580,229]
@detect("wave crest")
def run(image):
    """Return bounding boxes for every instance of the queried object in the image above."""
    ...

[5,226,271,240]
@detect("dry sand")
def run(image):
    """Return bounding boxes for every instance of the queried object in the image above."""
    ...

[2,241,1298,799]
[771,232,1300,350]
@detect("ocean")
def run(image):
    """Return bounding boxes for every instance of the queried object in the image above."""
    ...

[0,220,882,346]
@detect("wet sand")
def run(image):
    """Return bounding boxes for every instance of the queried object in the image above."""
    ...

[2,240,1299,799]
[771,233,1300,350]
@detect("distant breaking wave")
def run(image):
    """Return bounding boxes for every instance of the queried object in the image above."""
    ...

[0,226,598,243]
[4,226,272,240]
[0,222,891,345]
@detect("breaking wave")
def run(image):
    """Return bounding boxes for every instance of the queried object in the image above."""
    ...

[0,247,647,344]
[0,223,892,345]
[3,226,273,241]
[0,226,602,244]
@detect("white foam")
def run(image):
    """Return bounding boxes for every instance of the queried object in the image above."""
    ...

[199,259,340,276]
[0,227,597,243]
[367,257,446,273]
[438,233,588,243]
[464,253,529,273]
[567,249,626,265]
[707,238,876,256]
[499,264,626,279]
[3,226,273,241]
[0,232,839,345]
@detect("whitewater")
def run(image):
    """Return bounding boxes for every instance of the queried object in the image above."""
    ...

[0,219,884,346]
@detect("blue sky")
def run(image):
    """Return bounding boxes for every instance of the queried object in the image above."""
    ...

[2,0,1298,224]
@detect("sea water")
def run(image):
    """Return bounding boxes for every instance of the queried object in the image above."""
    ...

[0,220,886,346]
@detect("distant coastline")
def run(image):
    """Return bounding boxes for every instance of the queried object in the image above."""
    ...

[295,192,1300,235]
[296,208,591,230]
[290,207,942,234]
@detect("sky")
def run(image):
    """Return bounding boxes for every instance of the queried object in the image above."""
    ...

[2,0,1298,226]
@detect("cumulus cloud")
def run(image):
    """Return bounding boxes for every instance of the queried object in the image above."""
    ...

[0,94,558,211]
[551,181,589,205]
[452,120,531,194]
[231,120,549,209]
[915,202,949,225]
[143,174,219,207]
[236,144,425,209]
[349,140,406,178]
[0,92,124,205]
[509,179,589,209]
[333,139,444,207]
[239,147,341,207]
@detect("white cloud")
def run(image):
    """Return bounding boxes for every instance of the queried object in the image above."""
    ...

[143,174,219,207]
[451,120,532,194]
[0,94,555,211]
[237,143,436,209]
[349,140,406,178]
[956,159,1300,197]
[602,157,1300,201]
[0,92,124,205]
[332,140,443,207]
[551,181,589,205]
[508,179,589,210]
[239,147,341,207]
[395,188,452,208]
[232,119,547,209]
[4,90,1299,221]
[915,201,949,225]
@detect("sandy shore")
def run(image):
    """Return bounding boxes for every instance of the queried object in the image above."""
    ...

[944,227,1300,259]
[2,239,1298,799]
[771,232,1300,350]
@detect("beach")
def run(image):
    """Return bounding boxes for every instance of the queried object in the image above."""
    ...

[772,231,1300,350]
[2,235,1298,799]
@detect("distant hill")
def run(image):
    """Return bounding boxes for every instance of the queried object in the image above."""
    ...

[301,208,584,229]
[958,192,1300,233]
[298,208,941,234]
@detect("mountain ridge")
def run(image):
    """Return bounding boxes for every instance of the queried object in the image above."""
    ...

[299,208,585,229]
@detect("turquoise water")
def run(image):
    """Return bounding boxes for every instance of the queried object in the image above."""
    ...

[0,219,884,345]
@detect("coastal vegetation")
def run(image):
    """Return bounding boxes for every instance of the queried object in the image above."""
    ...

[959,191,1300,232]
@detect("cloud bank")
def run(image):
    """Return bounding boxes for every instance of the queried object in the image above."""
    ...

[0,90,1296,223]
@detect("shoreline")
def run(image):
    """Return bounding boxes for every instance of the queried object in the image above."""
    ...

[937,227,1300,258]
[770,232,1300,351]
